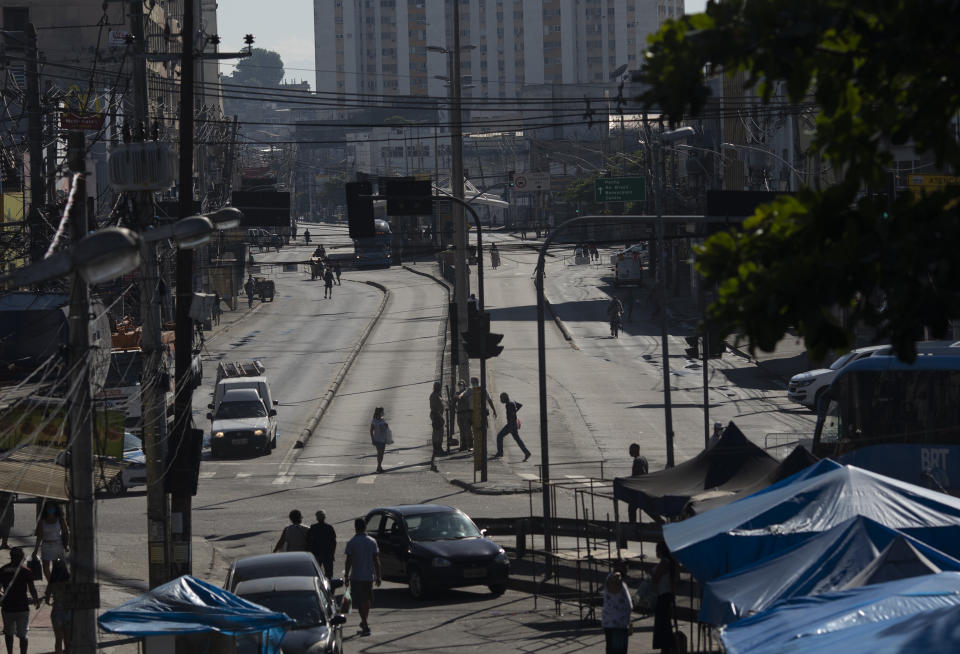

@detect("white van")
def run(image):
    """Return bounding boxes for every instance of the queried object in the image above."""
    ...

[209,376,278,414]
[788,340,960,409]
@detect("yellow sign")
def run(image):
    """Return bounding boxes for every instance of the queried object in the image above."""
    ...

[907,174,960,190]
[0,399,125,458]
[1,193,23,223]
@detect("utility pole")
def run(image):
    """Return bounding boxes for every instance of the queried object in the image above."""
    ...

[66,131,98,654]
[450,0,469,386]
[25,23,45,263]
[130,0,171,589]
[172,0,197,579]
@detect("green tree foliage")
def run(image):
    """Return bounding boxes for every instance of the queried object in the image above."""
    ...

[638,0,960,360]
[224,48,284,88]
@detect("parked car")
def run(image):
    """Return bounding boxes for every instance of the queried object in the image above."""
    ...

[224,552,332,595]
[58,431,146,496]
[233,576,345,654]
[364,504,509,599]
[207,388,277,457]
[788,341,960,409]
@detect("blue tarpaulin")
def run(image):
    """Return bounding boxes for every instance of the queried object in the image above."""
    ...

[719,572,960,654]
[700,516,960,625]
[98,575,292,654]
[663,463,960,582]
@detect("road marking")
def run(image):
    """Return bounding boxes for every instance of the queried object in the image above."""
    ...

[272,475,292,485]
[519,473,539,481]
[198,471,217,479]
[236,473,252,479]
[315,475,336,484]
[357,476,376,484]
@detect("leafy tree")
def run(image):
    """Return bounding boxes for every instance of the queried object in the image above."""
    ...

[638,0,960,360]
[224,48,284,88]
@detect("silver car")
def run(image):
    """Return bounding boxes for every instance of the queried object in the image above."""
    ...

[234,576,345,654]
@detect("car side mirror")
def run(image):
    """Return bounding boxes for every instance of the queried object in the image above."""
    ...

[206,413,213,421]
[480,528,488,537]
[269,409,277,417]
[207,403,213,410]
[273,399,279,406]
[331,614,347,626]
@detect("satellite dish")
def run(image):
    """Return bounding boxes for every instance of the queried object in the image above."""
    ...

[610,64,628,80]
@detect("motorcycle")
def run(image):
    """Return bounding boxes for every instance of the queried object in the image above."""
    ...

[491,251,501,269]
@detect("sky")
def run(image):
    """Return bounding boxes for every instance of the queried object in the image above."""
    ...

[215,0,710,88]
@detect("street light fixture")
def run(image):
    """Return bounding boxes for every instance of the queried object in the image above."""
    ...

[74,227,142,285]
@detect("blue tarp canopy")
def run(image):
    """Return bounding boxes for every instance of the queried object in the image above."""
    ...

[663,463,960,582]
[98,575,292,653]
[700,516,960,625]
[719,572,960,654]
[613,422,778,518]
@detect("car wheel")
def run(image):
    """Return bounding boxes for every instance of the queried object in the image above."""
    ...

[408,568,430,600]
[488,583,507,595]
[106,475,126,497]
[271,432,277,449]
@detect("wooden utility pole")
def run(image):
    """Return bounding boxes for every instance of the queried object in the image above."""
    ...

[130,0,172,589]
[25,23,45,263]
[66,131,98,654]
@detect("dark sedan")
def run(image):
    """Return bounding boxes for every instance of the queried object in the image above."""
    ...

[365,504,509,599]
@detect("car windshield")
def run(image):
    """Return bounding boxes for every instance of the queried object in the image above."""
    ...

[404,511,481,541]
[242,590,324,628]
[216,400,266,420]
[829,352,856,370]
[123,433,142,453]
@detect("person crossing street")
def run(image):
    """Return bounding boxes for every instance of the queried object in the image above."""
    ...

[493,392,531,461]
[429,381,445,457]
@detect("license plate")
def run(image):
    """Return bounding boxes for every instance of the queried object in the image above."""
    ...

[233,438,248,446]
[463,568,486,579]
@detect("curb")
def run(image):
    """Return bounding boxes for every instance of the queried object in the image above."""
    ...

[295,279,390,448]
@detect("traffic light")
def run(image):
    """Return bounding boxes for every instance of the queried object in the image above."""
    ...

[345,181,375,238]
[384,178,433,216]
[507,170,515,187]
[461,311,504,359]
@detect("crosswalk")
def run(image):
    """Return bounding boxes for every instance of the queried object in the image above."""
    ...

[196,463,422,486]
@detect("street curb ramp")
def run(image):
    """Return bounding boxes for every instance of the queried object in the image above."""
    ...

[295,280,390,447]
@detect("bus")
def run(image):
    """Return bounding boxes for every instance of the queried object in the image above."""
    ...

[353,218,393,267]
[812,354,960,492]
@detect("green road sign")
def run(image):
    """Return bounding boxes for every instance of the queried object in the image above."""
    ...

[594,177,646,203]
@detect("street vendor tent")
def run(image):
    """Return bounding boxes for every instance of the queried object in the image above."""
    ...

[98,575,292,654]
[719,572,960,654]
[685,445,820,515]
[664,463,960,582]
[613,422,778,518]
[699,516,960,625]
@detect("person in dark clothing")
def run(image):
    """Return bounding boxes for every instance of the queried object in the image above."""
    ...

[494,392,531,461]
[244,276,255,308]
[308,510,337,579]
[304,229,311,244]
[652,541,679,654]
[334,262,342,285]
[323,267,335,298]
[0,547,40,654]
[429,381,445,457]
[628,443,649,523]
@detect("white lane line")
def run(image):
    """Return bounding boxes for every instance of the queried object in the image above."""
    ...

[519,473,539,481]
[315,475,336,484]
[272,475,293,485]
[357,476,376,484]
[198,471,217,479]
[236,473,252,479]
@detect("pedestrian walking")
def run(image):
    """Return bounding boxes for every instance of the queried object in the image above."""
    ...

[323,267,335,298]
[0,547,40,654]
[308,510,337,579]
[334,262,342,285]
[304,229,311,244]
[494,392,531,461]
[429,381,445,457]
[34,502,68,582]
[244,276,255,308]
[602,568,633,654]
[44,558,70,654]
[274,510,310,552]
[344,517,381,637]
[467,377,497,448]
[0,492,14,549]
[652,541,680,654]
[454,381,473,451]
[292,226,298,242]
[212,291,223,326]
[369,407,392,473]
[627,443,649,523]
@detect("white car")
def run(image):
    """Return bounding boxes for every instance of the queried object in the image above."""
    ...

[788,341,960,409]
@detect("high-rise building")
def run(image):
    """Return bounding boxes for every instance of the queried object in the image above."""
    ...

[314,0,683,102]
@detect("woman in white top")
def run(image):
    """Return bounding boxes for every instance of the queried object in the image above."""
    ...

[35,502,69,581]
[601,569,633,653]
[369,407,392,473]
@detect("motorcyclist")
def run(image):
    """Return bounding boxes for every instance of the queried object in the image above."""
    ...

[606,297,624,337]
